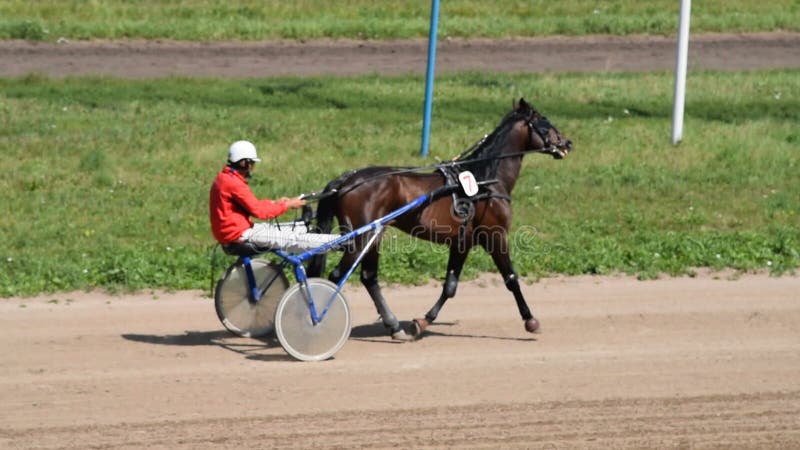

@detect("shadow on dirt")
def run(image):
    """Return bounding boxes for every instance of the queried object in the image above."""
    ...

[121,331,295,362]
[414,329,537,342]
[348,321,414,344]
[121,319,535,362]
[349,320,536,343]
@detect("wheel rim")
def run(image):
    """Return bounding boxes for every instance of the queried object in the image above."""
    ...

[215,260,288,338]
[275,278,351,361]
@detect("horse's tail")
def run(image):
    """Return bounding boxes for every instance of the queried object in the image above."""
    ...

[305,171,353,277]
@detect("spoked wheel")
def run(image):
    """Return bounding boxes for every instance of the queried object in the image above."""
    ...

[275,278,351,361]
[215,259,289,338]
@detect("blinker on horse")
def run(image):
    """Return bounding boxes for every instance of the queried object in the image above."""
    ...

[308,98,572,340]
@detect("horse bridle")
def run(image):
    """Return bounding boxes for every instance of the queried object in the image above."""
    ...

[524,111,569,159]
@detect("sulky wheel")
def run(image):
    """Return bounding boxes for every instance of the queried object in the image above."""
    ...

[215,259,289,338]
[274,278,351,361]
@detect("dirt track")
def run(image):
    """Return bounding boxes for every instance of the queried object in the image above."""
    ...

[2,32,800,78]
[1,273,799,448]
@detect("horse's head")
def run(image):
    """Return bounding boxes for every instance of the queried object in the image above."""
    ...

[514,98,572,159]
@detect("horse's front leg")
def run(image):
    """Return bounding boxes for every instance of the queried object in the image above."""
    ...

[360,246,413,341]
[410,244,470,337]
[483,233,540,334]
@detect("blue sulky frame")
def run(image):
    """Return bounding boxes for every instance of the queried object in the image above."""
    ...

[266,192,431,326]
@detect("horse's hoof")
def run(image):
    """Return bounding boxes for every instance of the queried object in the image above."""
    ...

[410,318,429,337]
[524,318,541,334]
[391,329,414,342]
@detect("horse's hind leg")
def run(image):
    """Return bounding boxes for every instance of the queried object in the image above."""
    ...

[410,245,470,337]
[483,234,540,334]
[360,246,413,341]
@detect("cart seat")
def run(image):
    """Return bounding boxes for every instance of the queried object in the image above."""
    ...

[222,241,274,257]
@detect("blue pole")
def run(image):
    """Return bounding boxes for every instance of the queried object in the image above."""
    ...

[420,0,440,158]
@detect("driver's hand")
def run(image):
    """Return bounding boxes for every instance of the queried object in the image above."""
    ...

[281,196,306,209]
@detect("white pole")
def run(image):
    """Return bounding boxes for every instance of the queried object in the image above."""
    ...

[672,0,691,145]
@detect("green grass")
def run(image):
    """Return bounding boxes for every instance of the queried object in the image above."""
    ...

[1,0,798,41]
[0,70,798,296]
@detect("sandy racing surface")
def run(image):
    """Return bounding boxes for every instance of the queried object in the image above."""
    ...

[1,273,799,448]
[2,32,800,78]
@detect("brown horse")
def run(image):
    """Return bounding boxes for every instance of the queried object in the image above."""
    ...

[307,98,571,340]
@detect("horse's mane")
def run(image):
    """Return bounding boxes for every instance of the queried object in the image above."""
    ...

[452,105,532,182]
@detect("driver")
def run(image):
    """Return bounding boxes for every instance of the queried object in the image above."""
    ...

[209,140,339,254]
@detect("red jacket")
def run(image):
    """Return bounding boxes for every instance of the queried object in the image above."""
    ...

[209,166,288,244]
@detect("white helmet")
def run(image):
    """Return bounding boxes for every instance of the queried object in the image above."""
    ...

[228,140,261,163]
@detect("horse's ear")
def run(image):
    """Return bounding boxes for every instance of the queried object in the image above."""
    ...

[516,97,532,113]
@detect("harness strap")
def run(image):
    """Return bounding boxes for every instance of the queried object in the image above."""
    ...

[434,166,471,250]
[329,109,564,199]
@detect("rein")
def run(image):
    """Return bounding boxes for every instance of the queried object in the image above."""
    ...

[306,111,564,201]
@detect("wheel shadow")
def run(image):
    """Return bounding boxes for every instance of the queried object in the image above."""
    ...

[121,330,296,362]
[349,320,536,343]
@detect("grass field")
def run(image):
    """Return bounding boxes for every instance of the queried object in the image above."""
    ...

[0,70,797,296]
[1,0,798,41]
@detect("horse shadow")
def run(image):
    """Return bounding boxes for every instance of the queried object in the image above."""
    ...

[349,320,536,343]
[121,330,295,362]
[121,320,535,362]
